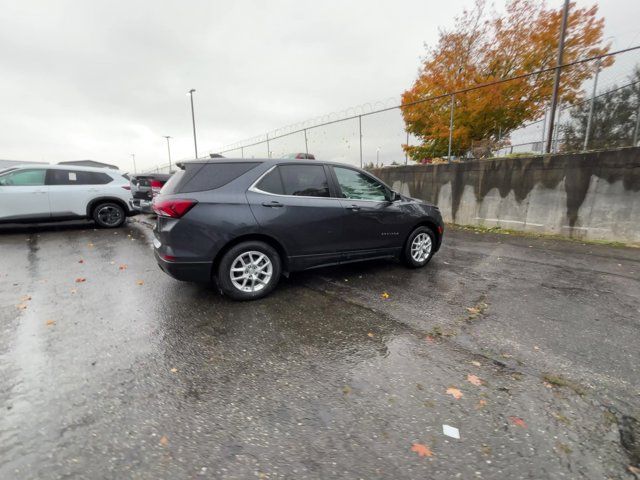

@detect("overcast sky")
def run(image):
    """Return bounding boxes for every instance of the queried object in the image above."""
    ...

[1,0,639,171]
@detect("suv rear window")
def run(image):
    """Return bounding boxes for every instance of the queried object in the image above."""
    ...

[162,162,260,194]
[47,170,113,185]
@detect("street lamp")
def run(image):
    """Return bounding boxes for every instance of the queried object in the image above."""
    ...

[131,153,136,174]
[163,135,172,172]
[188,89,198,158]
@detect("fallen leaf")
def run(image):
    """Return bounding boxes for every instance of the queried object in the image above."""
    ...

[380,292,390,299]
[410,443,433,457]
[466,306,480,315]
[21,295,32,302]
[16,303,28,310]
[476,399,487,409]
[628,465,640,475]
[170,368,178,373]
[119,264,128,270]
[467,374,483,386]
[471,360,481,367]
[342,385,352,395]
[508,416,528,428]
[159,435,169,446]
[78,259,84,264]
[446,387,463,399]
[533,345,540,351]
[87,243,94,247]
[70,288,77,294]
[110,261,115,265]
[46,320,55,326]
[367,332,374,338]
[425,335,435,342]
[75,277,86,283]
[136,280,144,286]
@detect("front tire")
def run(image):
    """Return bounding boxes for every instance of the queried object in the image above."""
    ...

[93,202,126,228]
[217,241,281,300]
[403,226,435,268]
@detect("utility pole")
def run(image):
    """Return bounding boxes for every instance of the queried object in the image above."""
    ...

[131,154,137,174]
[163,136,172,172]
[583,59,601,151]
[188,89,198,158]
[546,0,570,154]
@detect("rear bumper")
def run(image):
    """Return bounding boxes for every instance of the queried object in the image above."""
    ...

[154,249,212,282]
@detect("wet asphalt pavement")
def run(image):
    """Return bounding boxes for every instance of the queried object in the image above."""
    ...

[1,217,639,479]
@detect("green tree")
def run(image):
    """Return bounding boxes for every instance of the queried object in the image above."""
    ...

[562,67,640,151]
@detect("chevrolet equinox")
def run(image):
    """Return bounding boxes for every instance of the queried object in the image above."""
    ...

[153,159,443,300]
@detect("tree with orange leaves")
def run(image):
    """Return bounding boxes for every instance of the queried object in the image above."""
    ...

[401,0,611,160]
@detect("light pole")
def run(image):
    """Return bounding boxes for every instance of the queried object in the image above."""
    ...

[376,147,380,166]
[188,89,198,158]
[163,136,172,172]
[131,154,137,174]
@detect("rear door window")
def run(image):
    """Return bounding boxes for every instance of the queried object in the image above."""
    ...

[279,164,330,197]
[164,162,260,194]
[47,170,113,185]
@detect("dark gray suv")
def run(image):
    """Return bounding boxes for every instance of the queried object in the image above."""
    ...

[153,159,443,300]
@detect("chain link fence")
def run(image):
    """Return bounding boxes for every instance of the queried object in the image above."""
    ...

[147,47,640,173]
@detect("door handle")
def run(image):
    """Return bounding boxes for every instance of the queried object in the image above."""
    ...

[262,201,283,208]
[346,204,361,211]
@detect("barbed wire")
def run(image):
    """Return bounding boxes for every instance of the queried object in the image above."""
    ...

[212,45,640,155]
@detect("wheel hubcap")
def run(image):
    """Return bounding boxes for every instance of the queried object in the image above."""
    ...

[97,206,122,226]
[411,233,432,262]
[230,251,273,293]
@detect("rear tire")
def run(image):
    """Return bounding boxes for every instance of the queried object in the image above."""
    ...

[403,226,435,268]
[92,202,126,228]
[217,241,281,300]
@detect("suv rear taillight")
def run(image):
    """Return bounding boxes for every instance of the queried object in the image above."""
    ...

[152,199,197,218]
[150,180,163,197]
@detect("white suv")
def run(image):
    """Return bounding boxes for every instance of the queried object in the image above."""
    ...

[0,165,134,228]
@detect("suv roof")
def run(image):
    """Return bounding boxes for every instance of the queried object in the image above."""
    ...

[8,164,124,174]
[176,158,354,170]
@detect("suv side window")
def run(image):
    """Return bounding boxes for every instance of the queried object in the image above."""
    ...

[333,167,388,201]
[165,162,260,194]
[47,170,113,185]
[280,164,330,197]
[255,167,285,195]
[0,169,46,186]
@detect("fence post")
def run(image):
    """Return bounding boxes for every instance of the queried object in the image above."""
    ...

[241,146,244,159]
[266,133,270,158]
[541,107,548,151]
[633,100,640,147]
[405,131,409,165]
[358,115,363,168]
[304,129,309,154]
[447,93,455,162]
[583,58,601,151]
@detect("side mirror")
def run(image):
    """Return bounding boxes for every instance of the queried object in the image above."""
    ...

[386,190,401,202]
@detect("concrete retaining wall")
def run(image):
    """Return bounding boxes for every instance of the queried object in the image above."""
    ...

[371,147,640,244]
